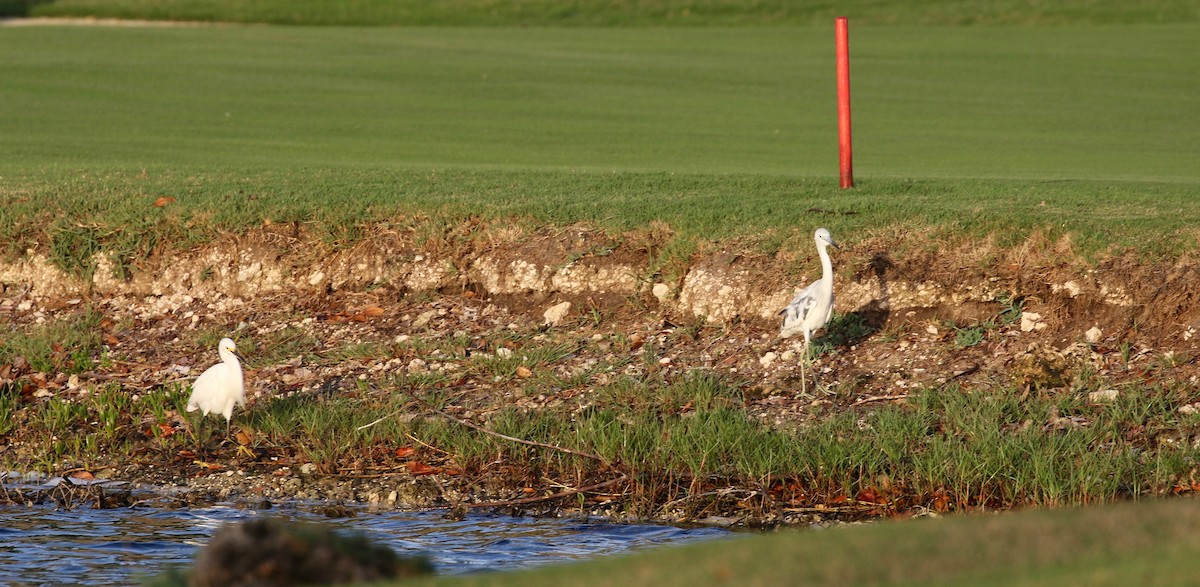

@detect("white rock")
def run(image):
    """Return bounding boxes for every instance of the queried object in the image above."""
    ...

[412,310,437,329]
[652,283,672,303]
[1020,312,1046,332]
[925,324,939,335]
[496,347,514,359]
[759,352,778,367]
[307,271,325,286]
[1088,389,1120,403]
[543,301,572,326]
[1085,326,1103,344]
[1179,403,1200,415]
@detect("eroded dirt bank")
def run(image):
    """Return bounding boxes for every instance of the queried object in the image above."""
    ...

[3,224,1200,523]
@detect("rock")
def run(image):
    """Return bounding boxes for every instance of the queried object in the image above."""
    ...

[1088,389,1119,404]
[299,463,318,476]
[1020,312,1046,332]
[651,283,672,303]
[759,352,778,367]
[1085,326,1103,344]
[542,301,572,326]
[411,310,437,329]
[925,324,939,335]
[186,517,433,586]
[1012,343,1072,389]
[496,347,514,359]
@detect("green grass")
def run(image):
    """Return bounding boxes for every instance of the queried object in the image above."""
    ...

[0,26,1194,181]
[408,498,1200,587]
[3,0,1197,26]
[0,24,1197,271]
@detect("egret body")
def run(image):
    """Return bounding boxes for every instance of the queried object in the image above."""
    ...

[187,337,246,436]
[779,228,839,391]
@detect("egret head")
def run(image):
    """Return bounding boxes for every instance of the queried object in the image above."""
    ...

[814,228,839,250]
[218,338,246,363]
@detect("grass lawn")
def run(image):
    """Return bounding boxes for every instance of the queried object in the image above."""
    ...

[0,24,1197,266]
[3,0,1198,26]
[409,498,1200,587]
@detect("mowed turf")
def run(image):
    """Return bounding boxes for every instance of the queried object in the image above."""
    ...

[1,25,1195,181]
[410,498,1200,587]
[1,23,1197,262]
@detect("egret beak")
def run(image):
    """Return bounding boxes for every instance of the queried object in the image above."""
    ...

[232,350,247,364]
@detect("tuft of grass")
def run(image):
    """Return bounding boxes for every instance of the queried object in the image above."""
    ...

[0,308,103,375]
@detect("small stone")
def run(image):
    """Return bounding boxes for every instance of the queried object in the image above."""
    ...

[1020,312,1046,332]
[307,271,325,286]
[299,463,318,476]
[407,358,428,373]
[516,365,533,378]
[543,301,572,326]
[393,334,410,344]
[925,324,939,335]
[412,310,437,329]
[1085,326,1103,344]
[1088,389,1120,404]
[1179,403,1200,415]
[652,283,672,303]
[658,357,672,366]
[759,352,778,367]
[496,347,514,359]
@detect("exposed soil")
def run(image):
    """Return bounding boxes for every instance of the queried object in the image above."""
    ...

[3,223,1200,525]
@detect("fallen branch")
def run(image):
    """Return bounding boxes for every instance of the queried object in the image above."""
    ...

[851,394,908,406]
[463,475,626,509]
[414,395,609,463]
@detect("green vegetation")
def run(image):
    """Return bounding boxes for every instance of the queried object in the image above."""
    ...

[411,498,1200,586]
[9,364,1200,514]
[2,0,1197,26]
[0,24,1197,276]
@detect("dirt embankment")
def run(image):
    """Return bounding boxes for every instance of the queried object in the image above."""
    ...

[3,223,1199,520]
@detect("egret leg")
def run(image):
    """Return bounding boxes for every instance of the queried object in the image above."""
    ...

[800,330,811,395]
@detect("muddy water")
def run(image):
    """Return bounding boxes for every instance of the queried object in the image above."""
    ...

[0,502,730,586]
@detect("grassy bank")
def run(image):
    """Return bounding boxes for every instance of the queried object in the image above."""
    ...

[1,24,1198,275]
[5,304,1200,518]
[3,0,1198,26]
[412,498,1200,586]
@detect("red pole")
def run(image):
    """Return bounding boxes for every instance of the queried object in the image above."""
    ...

[835,16,854,188]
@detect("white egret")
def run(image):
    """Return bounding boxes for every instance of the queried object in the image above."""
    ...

[187,337,246,437]
[779,228,840,392]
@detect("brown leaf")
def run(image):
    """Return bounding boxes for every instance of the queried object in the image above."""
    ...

[68,470,94,481]
[153,196,176,207]
[395,446,416,459]
[193,460,223,471]
[407,462,439,476]
[360,306,385,318]
[235,429,253,445]
[516,365,533,378]
[105,334,120,346]
[628,333,645,351]
[157,423,176,437]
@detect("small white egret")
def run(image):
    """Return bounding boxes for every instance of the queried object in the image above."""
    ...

[779,228,840,392]
[187,337,246,437]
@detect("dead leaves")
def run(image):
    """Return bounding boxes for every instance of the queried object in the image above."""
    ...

[153,196,176,208]
[321,305,388,324]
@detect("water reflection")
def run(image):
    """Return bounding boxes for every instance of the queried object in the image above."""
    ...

[0,504,729,586]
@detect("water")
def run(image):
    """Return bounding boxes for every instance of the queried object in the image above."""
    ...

[0,501,730,586]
